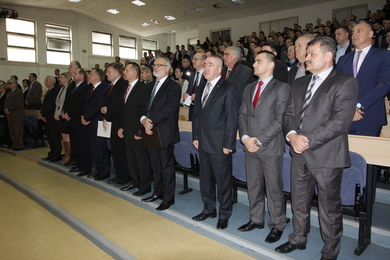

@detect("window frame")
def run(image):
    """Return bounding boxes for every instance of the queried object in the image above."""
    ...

[119,35,137,59]
[46,23,72,65]
[6,18,36,63]
[92,31,113,57]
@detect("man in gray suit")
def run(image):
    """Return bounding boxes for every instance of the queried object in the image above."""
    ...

[238,51,290,243]
[26,73,42,109]
[277,37,358,260]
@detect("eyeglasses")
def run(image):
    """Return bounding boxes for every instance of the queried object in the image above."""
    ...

[152,64,167,68]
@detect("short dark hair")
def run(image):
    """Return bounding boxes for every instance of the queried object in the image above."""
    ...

[335,26,350,34]
[307,36,336,61]
[108,62,124,75]
[11,75,18,81]
[262,41,279,54]
[205,49,216,55]
[127,62,140,76]
[29,73,37,79]
[258,50,276,65]
[357,20,374,32]
[78,68,87,81]
[91,68,104,81]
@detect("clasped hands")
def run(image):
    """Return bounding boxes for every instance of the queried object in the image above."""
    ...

[142,118,154,135]
[288,133,310,154]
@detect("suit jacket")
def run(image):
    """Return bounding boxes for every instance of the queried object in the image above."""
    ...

[222,62,255,96]
[83,82,108,131]
[63,81,89,125]
[336,47,390,127]
[40,87,59,118]
[287,63,311,87]
[26,81,43,105]
[192,77,240,154]
[238,78,290,155]
[283,68,358,168]
[273,61,288,83]
[104,77,128,127]
[139,77,181,147]
[4,88,24,121]
[186,70,206,95]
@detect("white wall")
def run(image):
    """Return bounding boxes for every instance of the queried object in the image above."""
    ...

[175,29,199,48]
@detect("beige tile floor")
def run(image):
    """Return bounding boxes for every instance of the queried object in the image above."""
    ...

[0,151,255,260]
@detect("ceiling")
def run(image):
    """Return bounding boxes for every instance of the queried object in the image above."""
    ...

[0,0,330,37]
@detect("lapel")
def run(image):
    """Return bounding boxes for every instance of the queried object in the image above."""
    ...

[246,81,257,111]
[202,78,224,110]
[307,68,337,107]
[255,78,275,110]
[357,47,375,77]
[85,84,97,102]
[296,75,312,111]
[124,81,140,108]
[150,78,169,109]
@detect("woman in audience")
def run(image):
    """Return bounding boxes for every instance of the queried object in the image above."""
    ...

[0,82,12,148]
[173,67,189,105]
[140,66,153,84]
[54,72,72,165]
[226,36,233,46]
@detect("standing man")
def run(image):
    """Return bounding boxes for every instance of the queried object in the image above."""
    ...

[337,21,390,137]
[334,26,352,63]
[277,37,358,260]
[4,79,24,151]
[82,68,110,180]
[26,73,42,109]
[40,76,61,162]
[238,51,290,242]
[192,55,240,229]
[118,62,152,196]
[140,56,181,211]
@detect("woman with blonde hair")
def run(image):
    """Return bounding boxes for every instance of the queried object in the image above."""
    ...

[140,66,153,84]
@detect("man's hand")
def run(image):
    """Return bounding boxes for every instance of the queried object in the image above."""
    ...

[63,113,70,121]
[81,116,90,125]
[243,137,260,153]
[142,118,153,130]
[353,108,364,121]
[191,93,196,101]
[134,135,142,140]
[101,106,107,114]
[103,119,109,129]
[223,148,233,154]
[4,108,10,115]
[183,93,189,100]
[193,140,199,149]
[288,133,309,154]
[118,128,124,138]
[54,114,59,121]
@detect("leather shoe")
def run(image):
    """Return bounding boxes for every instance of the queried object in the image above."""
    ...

[49,156,62,162]
[265,228,283,243]
[237,221,264,231]
[216,219,228,229]
[156,200,174,211]
[141,194,161,202]
[42,156,53,161]
[192,212,217,221]
[275,241,306,253]
[77,171,89,177]
[320,257,336,260]
[64,161,77,167]
[87,173,98,178]
[107,177,120,184]
[133,189,151,196]
[69,167,80,173]
[120,184,136,191]
[115,180,130,187]
[95,175,109,181]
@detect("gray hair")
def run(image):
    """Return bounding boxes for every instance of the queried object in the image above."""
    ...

[226,46,243,59]
[307,36,337,61]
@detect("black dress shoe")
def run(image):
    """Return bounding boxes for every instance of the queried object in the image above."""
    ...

[69,167,80,173]
[42,156,53,161]
[216,219,228,229]
[192,212,217,221]
[107,177,120,184]
[95,175,109,181]
[133,189,151,196]
[141,194,161,202]
[156,200,174,211]
[237,220,264,231]
[64,161,77,167]
[115,180,130,187]
[265,228,283,243]
[120,184,136,191]
[87,173,98,178]
[77,171,89,177]
[275,241,306,253]
[49,156,62,162]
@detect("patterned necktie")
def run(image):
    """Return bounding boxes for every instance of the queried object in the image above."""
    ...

[300,75,319,129]
[192,72,200,94]
[226,69,231,79]
[202,82,212,108]
[353,50,363,78]
[107,84,114,97]
[252,81,264,109]
[124,83,132,103]
[146,80,160,117]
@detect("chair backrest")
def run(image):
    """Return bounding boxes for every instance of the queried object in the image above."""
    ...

[174,131,198,168]
[232,140,246,182]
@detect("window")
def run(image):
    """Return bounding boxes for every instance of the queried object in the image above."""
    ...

[92,31,112,56]
[210,29,231,45]
[188,38,198,46]
[6,18,36,62]
[142,39,157,55]
[259,17,298,37]
[46,24,71,65]
[119,36,136,59]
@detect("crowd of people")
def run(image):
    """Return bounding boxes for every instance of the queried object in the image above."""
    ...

[1,5,390,259]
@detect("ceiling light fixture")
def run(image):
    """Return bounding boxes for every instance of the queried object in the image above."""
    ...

[150,19,159,24]
[140,22,150,26]
[230,0,245,4]
[107,9,120,14]
[132,0,146,6]
[68,0,82,2]
[195,8,207,13]
[164,15,176,20]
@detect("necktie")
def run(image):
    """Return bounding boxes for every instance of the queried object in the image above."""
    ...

[252,81,264,109]
[202,82,212,108]
[146,80,160,117]
[300,75,319,129]
[353,50,363,78]
[108,84,114,97]
[124,83,132,103]
[90,84,94,94]
[192,72,200,94]
[226,69,231,79]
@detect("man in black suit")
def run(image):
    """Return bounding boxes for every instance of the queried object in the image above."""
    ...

[26,73,42,109]
[40,76,61,162]
[140,56,181,211]
[221,46,254,96]
[192,55,240,229]
[118,62,152,196]
[277,37,358,260]
[335,26,352,63]
[174,45,182,62]
[63,68,92,176]
[82,68,110,180]
[103,62,129,184]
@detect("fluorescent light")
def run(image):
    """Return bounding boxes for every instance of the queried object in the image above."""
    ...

[140,22,150,26]
[68,0,82,2]
[231,0,245,4]
[107,9,119,14]
[164,15,176,20]
[195,8,207,13]
[132,0,146,6]
[151,19,159,24]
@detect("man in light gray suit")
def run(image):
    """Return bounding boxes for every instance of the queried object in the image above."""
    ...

[238,51,290,243]
[277,37,358,260]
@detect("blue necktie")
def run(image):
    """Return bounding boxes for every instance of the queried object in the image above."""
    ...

[146,80,160,117]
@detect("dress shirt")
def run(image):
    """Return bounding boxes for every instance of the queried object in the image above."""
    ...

[93,82,101,91]
[193,69,204,86]
[295,62,306,79]
[201,76,221,101]
[124,79,138,102]
[354,45,371,73]
[335,40,350,63]
[140,76,168,122]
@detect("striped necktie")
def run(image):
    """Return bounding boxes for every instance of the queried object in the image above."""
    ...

[202,82,212,108]
[300,75,319,129]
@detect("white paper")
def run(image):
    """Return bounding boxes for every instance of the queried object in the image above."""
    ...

[97,120,111,138]
[183,96,192,107]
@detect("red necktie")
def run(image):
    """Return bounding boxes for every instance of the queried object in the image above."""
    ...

[253,81,264,109]
[108,84,114,97]
[124,84,132,103]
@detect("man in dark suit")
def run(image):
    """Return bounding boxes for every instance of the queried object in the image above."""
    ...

[26,73,42,109]
[118,62,152,196]
[335,26,352,63]
[277,37,358,260]
[103,62,129,184]
[238,51,290,242]
[82,68,110,180]
[222,46,254,96]
[183,53,207,121]
[174,45,182,62]
[4,79,24,151]
[337,21,390,137]
[40,76,61,162]
[140,56,181,211]
[63,68,92,176]
[192,55,240,229]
